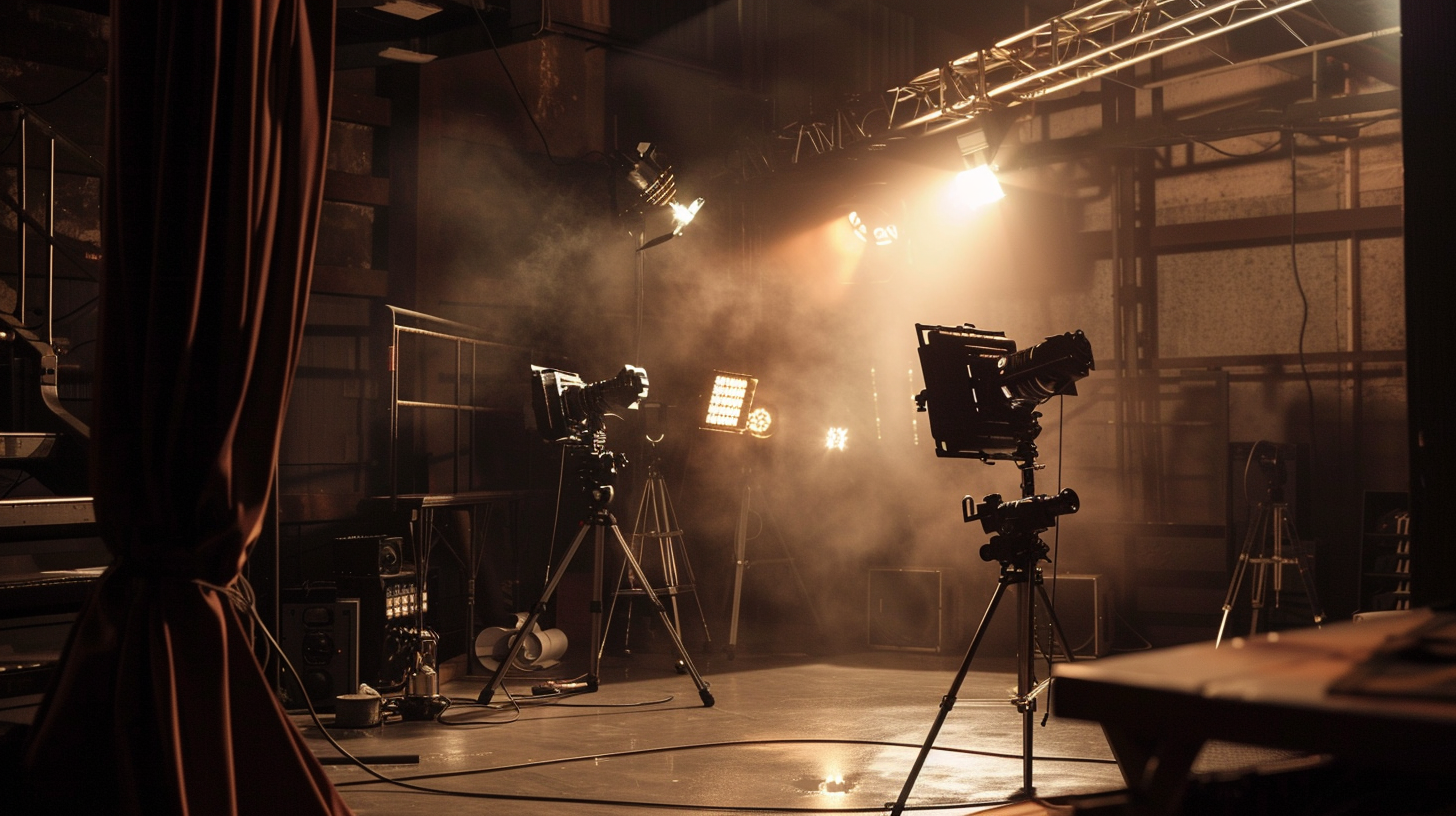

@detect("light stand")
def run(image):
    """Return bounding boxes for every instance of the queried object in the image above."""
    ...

[725,466,823,659]
[1216,445,1324,646]
[603,438,713,661]
[476,443,714,707]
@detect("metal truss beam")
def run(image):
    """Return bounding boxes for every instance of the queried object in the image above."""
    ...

[763,0,1325,169]
[888,0,1313,131]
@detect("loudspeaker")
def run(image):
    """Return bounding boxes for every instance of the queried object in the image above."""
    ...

[332,534,404,577]
[868,569,945,653]
[1038,573,1112,657]
[278,599,359,710]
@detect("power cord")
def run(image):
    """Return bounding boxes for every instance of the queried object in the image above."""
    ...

[1287,129,1317,441]
[329,735,1116,812]
[208,540,1117,812]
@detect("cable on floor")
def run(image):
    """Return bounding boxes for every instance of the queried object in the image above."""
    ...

[326,735,1117,813]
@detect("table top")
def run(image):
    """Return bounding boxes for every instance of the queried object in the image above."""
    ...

[1053,609,1456,771]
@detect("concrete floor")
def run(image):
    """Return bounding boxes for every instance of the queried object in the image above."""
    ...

[309,649,1127,816]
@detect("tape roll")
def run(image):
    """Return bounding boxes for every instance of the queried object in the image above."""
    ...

[334,693,382,728]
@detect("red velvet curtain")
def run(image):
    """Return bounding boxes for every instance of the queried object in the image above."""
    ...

[21,2,351,814]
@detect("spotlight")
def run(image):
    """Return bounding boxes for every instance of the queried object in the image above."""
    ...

[952,128,1005,207]
[531,365,649,445]
[825,426,849,451]
[848,208,899,246]
[617,142,705,251]
[914,324,1093,460]
[701,371,759,434]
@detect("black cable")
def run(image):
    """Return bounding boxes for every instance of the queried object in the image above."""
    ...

[329,736,1116,812]
[0,471,32,499]
[1288,130,1317,440]
[436,689,676,727]
[213,579,407,788]
[1188,135,1283,158]
[0,69,101,112]
[0,121,20,157]
[470,3,569,167]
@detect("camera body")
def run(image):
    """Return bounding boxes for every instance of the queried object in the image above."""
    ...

[964,488,1080,563]
[531,365,649,445]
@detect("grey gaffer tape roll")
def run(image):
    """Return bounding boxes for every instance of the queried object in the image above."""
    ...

[334,693,382,728]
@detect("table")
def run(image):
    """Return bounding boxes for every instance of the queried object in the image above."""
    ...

[1053,609,1456,814]
[361,490,527,675]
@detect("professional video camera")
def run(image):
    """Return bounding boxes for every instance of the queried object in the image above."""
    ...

[531,365,649,445]
[914,324,1093,460]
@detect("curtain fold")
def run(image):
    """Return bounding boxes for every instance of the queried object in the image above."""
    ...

[21,2,351,814]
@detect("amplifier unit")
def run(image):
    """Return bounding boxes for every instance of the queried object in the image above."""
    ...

[332,534,404,577]
[338,569,428,690]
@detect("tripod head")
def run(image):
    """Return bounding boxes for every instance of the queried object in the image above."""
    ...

[1253,442,1289,503]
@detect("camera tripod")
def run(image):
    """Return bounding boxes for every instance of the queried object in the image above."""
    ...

[1216,449,1324,646]
[476,449,714,707]
[889,459,1076,813]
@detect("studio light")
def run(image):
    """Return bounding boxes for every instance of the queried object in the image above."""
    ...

[914,324,1093,460]
[952,128,1005,207]
[848,207,899,246]
[618,142,705,251]
[746,406,774,439]
[531,365,649,445]
[825,426,849,451]
[701,371,759,433]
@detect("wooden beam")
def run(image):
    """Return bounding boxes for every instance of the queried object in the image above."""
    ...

[331,91,391,127]
[324,170,390,206]
[311,264,390,298]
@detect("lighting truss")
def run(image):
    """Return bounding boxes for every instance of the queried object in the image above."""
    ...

[763,0,1316,169]
[889,0,1313,131]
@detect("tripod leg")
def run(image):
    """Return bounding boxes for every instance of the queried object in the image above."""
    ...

[889,579,1012,816]
[1280,512,1326,625]
[1018,577,1037,793]
[1248,555,1269,639]
[608,523,715,707]
[603,479,655,661]
[477,523,593,705]
[727,482,752,659]
[1034,580,1077,662]
[674,529,714,647]
[766,507,825,633]
[1216,503,1266,647]
[591,525,606,684]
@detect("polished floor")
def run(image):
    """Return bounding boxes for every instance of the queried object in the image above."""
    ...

[311,648,1124,816]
